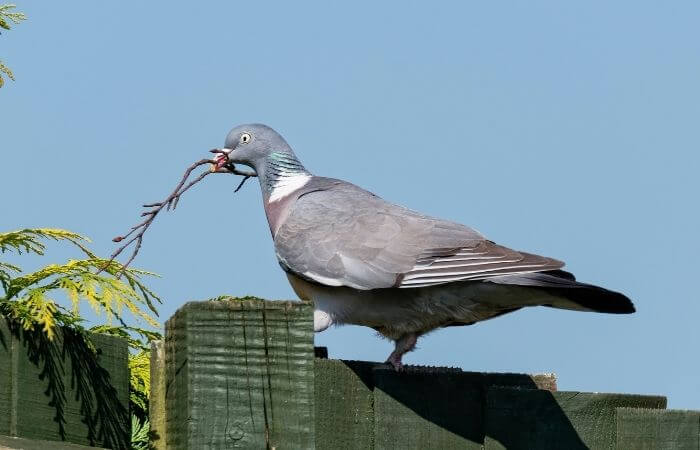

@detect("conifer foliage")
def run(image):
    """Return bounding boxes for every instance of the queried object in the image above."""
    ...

[0,4,26,88]
[0,228,160,338]
[0,228,162,447]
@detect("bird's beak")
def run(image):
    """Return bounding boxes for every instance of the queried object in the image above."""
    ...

[210,148,233,171]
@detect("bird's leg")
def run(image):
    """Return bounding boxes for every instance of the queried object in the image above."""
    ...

[385,333,418,371]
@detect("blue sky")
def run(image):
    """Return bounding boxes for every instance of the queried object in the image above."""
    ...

[2,2,699,408]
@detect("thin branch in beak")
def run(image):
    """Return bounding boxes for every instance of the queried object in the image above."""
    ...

[218,163,257,178]
[234,175,252,192]
[104,154,257,275]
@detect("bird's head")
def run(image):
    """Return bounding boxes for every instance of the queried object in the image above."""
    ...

[211,123,293,173]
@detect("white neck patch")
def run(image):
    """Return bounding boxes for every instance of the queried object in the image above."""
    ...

[268,174,312,202]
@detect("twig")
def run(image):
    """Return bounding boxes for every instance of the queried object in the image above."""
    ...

[104,156,257,275]
[234,175,252,193]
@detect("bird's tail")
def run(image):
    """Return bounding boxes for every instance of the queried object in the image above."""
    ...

[486,270,636,314]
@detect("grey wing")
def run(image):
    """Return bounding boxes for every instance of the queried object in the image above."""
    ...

[274,181,563,290]
[400,244,563,287]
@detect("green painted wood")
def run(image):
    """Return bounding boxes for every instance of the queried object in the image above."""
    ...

[373,367,481,450]
[484,389,667,450]
[0,318,130,449]
[372,367,558,450]
[0,434,106,449]
[616,407,700,450]
[164,298,315,449]
[149,340,166,450]
[481,372,558,392]
[315,359,378,450]
[0,319,13,436]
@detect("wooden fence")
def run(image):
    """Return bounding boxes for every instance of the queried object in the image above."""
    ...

[2,299,699,449]
[0,317,130,449]
[149,298,700,449]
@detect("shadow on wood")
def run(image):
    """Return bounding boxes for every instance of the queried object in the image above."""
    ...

[375,367,573,449]
[376,368,579,449]
[485,389,667,449]
[0,318,130,449]
[314,356,574,450]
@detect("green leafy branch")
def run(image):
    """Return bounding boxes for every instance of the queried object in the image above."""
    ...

[0,61,14,87]
[0,3,25,28]
[90,324,162,352]
[0,228,85,255]
[127,350,152,418]
[131,415,151,450]
[91,324,161,445]
[0,3,27,88]
[1,228,163,447]
[0,228,161,340]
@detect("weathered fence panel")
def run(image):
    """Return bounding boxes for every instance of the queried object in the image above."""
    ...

[313,360,557,450]
[374,369,558,450]
[314,359,377,450]
[615,407,700,449]
[0,319,12,437]
[0,434,106,449]
[0,317,130,449]
[162,299,315,449]
[484,388,667,449]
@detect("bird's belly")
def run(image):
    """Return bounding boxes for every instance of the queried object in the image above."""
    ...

[286,273,504,338]
[286,272,316,301]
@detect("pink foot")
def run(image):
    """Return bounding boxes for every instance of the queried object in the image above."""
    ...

[385,354,404,371]
[384,333,418,371]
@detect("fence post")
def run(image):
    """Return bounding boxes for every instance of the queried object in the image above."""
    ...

[149,340,166,450]
[163,298,315,448]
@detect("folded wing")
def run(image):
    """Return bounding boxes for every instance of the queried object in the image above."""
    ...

[274,178,563,290]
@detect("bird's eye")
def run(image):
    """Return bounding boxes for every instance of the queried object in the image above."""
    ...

[240,133,252,144]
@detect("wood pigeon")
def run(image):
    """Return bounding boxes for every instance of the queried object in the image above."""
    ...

[212,123,635,370]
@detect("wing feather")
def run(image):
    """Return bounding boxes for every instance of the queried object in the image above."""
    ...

[274,178,564,290]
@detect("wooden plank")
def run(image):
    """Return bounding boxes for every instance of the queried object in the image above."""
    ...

[11,328,130,449]
[0,319,13,436]
[148,340,166,450]
[373,367,482,450]
[481,372,557,392]
[315,359,378,450]
[616,407,700,450]
[0,434,106,449]
[164,298,315,449]
[163,301,188,449]
[462,371,558,393]
[0,318,129,449]
[372,368,557,449]
[485,388,667,449]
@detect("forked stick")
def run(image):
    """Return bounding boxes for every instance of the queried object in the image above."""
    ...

[105,156,256,274]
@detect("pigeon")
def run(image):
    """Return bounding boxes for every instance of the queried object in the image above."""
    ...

[212,123,635,370]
